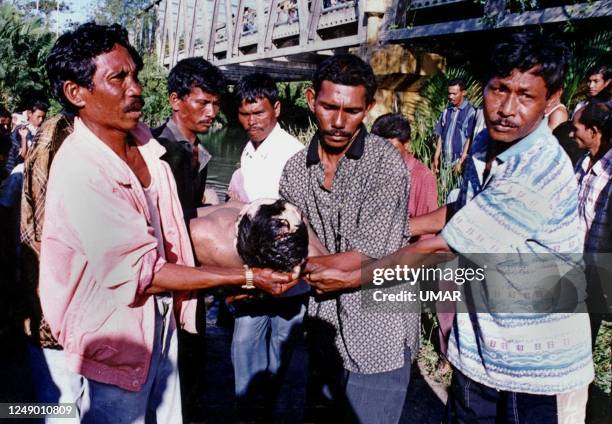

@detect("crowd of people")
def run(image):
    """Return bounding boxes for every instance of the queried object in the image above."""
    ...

[0,20,610,424]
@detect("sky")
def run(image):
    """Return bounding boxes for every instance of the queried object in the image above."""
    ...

[52,0,91,30]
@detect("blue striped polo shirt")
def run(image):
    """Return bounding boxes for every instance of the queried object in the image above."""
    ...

[441,120,594,395]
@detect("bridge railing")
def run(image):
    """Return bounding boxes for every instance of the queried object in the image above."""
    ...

[158,0,366,68]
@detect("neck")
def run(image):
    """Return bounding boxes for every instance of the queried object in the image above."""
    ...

[590,140,610,162]
[171,114,197,144]
[80,116,131,160]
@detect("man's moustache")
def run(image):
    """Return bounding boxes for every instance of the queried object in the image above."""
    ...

[322,129,352,138]
[123,98,144,112]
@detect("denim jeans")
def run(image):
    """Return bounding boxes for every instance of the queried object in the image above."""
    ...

[28,345,83,423]
[77,296,182,423]
[231,295,307,412]
[446,368,561,423]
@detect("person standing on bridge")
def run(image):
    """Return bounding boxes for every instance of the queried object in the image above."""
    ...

[152,57,227,422]
[230,72,306,421]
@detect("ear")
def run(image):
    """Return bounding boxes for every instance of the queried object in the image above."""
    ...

[544,90,562,114]
[169,92,182,111]
[63,81,87,110]
[273,100,281,118]
[365,99,376,115]
[305,88,316,113]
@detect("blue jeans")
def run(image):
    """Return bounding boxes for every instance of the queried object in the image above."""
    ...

[28,345,83,423]
[231,295,306,410]
[77,296,181,423]
[445,368,558,423]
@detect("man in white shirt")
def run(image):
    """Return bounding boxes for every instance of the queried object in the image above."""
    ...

[230,73,305,420]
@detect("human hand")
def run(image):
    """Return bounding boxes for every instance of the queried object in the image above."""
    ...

[18,126,29,141]
[453,161,463,174]
[304,264,360,294]
[432,160,439,175]
[252,266,300,296]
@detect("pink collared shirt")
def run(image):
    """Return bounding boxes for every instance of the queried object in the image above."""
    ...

[39,118,197,392]
[405,155,438,240]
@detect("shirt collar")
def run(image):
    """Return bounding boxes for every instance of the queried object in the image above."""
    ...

[495,119,550,163]
[448,99,469,111]
[584,147,612,177]
[164,118,199,151]
[306,124,367,166]
[244,123,282,157]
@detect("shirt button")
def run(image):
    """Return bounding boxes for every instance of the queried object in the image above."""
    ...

[135,367,141,373]
[132,380,139,387]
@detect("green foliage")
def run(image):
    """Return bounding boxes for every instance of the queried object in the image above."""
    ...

[562,30,612,110]
[139,53,171,127]
[0,3,55,110]
[278,81,312,130]
[92,0,157,53]
[593,321,611,394]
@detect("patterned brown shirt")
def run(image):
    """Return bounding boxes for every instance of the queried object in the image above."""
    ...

[280,127,419,374]
[20,113,74,348]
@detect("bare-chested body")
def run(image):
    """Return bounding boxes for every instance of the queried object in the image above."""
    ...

[189,200,328,268]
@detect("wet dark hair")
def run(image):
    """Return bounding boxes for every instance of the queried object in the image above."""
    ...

[586,64,611,81]
[487,31,569,98]
[578,100,612,142]
[371,113,411,144]
[46,22,143,113]
[30,100,49,113]
[448,78,466,91]
[167,57,227,98]
[235,72,278,105]
[236,200,308,272]
[313,54,377,104]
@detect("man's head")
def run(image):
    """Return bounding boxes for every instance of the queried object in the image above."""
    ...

[235,73,280,145]
[571,100,611,155]
[306,54,376,153]
[46,23,144,133]
[483,31,569,143]
[447,79,466,108]
[235,199,308,272]
[585,65,611,99]
[371,113,411,159]
[0,106,10,134]
[27,100,48,129]
[167,57,227,136]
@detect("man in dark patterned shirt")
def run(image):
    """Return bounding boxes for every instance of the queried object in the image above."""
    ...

[279,54,417,423]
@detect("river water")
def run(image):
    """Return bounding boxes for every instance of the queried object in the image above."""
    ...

[202,127,248,200]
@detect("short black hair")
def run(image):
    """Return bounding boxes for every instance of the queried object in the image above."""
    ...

[487,31,569,98]
[167,57,227,98]
[578,100,612,142]
[236,199,308,272]
[313,54,377,104]
[448,78,466,91]
[235,72,278,105]
[30,100,49,113]
[46,22,143,113]
[371,113,411,143]
[586,64,611,81]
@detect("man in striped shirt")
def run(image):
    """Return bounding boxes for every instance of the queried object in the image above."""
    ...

[570,100,611,346]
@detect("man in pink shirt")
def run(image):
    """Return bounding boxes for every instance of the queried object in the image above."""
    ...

[371,113,438,238]
[40,23,296,422]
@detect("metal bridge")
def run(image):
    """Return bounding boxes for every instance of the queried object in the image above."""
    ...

[149,0,612,81]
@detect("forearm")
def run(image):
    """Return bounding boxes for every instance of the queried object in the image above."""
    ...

[410,205,450,236]
[146,263,245,294]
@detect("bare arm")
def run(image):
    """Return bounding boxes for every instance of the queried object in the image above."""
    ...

[307,236,454,290]
[454,137,472,173]
[410,205,451,237]
[145,262,298,296]
[547,107,569,131]
[432,136,442,174]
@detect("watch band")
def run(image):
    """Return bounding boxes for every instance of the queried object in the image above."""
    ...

[242,265,255,290]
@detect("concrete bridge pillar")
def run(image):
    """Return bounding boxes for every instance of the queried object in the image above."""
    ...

[364,0,390,45]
